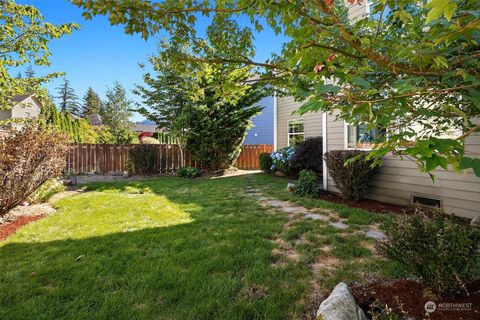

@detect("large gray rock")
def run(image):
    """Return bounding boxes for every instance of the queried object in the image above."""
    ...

[317,282,367,320]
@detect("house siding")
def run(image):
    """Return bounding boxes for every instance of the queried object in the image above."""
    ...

[324,114,480,219]
[244,96,274,145]
[276,96,323,149]
[0,109,11,121]
[11,96,41,120]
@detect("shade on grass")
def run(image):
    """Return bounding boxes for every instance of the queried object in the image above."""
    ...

[0,174,402,319]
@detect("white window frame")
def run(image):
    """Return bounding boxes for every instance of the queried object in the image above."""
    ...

[287,119,305,147]
[344,121,378,151]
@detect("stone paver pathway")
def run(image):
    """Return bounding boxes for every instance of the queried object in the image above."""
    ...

[244,182,386,241]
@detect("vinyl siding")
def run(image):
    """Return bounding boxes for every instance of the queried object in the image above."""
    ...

[244,95,274,145]
[276,96,323,149]
[348,1,368,20]
[325,114,480,219]
[0,109,11,121]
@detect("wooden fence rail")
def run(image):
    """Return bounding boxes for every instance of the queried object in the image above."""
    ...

[66,144,273,174]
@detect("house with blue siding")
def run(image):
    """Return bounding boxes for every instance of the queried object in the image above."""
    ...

[244,95,274,145]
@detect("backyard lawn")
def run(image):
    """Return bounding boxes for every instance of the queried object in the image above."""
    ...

[0,173,402,319]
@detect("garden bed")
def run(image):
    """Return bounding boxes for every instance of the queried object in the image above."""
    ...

[318,192,414,215]
[0,215,45,240]
[352,279,480,320]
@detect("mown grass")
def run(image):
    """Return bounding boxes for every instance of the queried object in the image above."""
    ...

[0,173,404,319]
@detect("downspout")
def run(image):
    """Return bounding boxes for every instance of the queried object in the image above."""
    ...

[322,112,328,190]
[273,92,278,151]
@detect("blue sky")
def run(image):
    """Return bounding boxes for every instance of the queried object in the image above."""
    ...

[18,0,286,122]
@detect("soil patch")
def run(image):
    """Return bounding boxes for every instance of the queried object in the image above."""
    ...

[319,193,412,214]
[352,279,480,320]
[0,215,45,240]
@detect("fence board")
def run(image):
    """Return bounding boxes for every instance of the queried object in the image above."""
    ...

[67,144,273,174]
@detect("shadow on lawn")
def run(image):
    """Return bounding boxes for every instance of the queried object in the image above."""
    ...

[0,174,311,320]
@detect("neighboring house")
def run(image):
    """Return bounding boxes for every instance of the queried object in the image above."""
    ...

[134,122,158,137]
[243,95,275,145]
[0,94,42,124]
[88,114,103,126]
[273,1,480,219]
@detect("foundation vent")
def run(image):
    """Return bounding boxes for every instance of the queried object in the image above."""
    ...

[411,194,442,209]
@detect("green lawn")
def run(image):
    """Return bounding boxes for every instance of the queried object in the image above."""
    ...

[0,173,403,320]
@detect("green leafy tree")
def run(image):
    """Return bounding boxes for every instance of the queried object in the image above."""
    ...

[72,0,480,176]
[186,64,264,170]
[134,46,196,166]
[1,1,77,117]
[81,87,102,117]
[100,81,136,143]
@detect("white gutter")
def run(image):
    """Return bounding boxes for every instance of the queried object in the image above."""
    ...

[273,92,278,151]
[322,112,328,190]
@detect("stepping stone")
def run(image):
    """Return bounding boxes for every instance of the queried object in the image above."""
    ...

[330,222,349,229]
[264,200,285,207]
[366,230,386,240]
[305,213,329,221]
[281,206,305,213]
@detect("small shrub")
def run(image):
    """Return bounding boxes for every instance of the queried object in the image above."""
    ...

[291,136,323,172]
[294,169,320,197]
[28,179,66,204]
[177,167,200,179]
[270,147,295,174]
[141,137,160,144]
[378,212,480,296]
[0,125,69,217]
[323,150,378,200]
[259,153,272,173]
[127,144,156,175]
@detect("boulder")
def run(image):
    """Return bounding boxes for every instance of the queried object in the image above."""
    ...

[287,183,295,192]
[317,282,367,320]
[471,217,480,227]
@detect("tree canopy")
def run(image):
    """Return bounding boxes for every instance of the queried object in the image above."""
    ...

[56,78,81,116]
[0,1,78,113]
[72,0,480,176]
[81,87,102,117]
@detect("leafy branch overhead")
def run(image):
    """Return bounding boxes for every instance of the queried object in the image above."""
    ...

[0,1,79,111]
[72,0,480,176]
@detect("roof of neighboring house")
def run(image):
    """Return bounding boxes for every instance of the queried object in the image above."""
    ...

[11,94,31,103]
[89,114,102,126]
[11,94,42,109]
[134,123,158,133]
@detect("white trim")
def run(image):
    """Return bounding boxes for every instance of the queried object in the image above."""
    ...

[273,93,278,151]
[322,112,328,191]
[287,118,305,147]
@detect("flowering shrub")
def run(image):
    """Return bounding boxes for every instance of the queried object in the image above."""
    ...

[270,147,295,174]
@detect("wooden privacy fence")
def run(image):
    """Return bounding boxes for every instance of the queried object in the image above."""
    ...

[235,144,274,170]
[66,144,273,174]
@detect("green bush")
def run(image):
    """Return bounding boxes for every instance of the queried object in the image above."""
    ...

[177,167,200,179]
[270,147,295,174]
[323,150,378,200]
[28,179,66,204]
[294,169,320,197]
[259,153,272,173]
[127,145,156,175]
[378,212,480,296]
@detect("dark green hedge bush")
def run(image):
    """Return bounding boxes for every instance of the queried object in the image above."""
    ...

[294,169,320,197]
[291,136,323,172]
[177,167,200,179]
[323,150,378,200]
[259,153,272,173]
[378,212,480,296]
[127,145,156,175]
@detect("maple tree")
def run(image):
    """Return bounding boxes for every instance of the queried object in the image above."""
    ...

[71,0,480,176]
